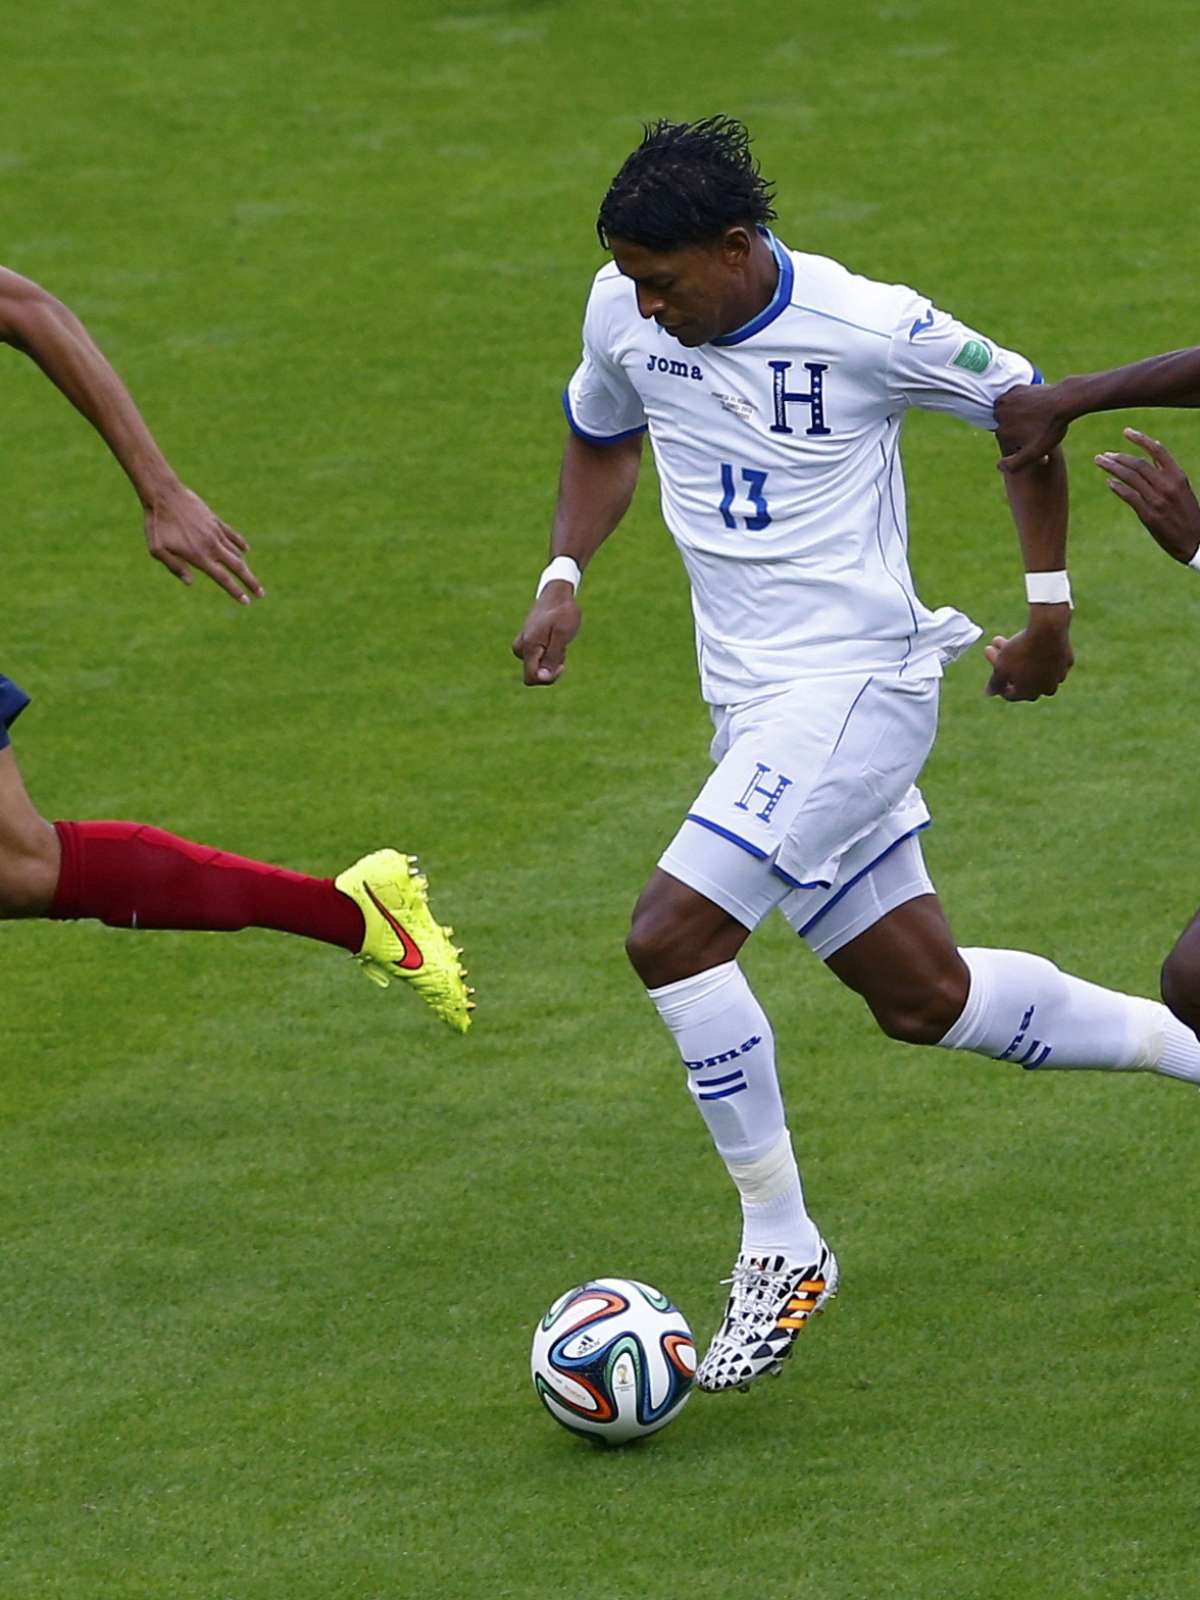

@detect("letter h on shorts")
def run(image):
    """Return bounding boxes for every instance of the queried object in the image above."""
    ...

[735,763,793,824]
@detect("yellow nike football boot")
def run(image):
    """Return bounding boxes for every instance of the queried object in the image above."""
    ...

[335,849,473,1033]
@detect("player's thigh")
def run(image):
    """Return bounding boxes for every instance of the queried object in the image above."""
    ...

[786,833,968,1042]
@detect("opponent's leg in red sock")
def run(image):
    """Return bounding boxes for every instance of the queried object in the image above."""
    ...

[49,820,365,950]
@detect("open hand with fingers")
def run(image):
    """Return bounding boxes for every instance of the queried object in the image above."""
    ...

[1095,428,1200,565]
[143,482,264,604]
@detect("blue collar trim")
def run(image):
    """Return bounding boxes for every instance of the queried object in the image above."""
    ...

[710,230,793,347]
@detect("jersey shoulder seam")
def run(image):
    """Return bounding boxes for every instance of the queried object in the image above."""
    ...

[784,300,892,340]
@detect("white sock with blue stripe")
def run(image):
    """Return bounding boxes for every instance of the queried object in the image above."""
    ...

[936,947,1200,1078]
[647,961,822,1261]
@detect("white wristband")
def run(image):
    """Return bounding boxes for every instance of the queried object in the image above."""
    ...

[1024,570,1073,607]
[1187,545,1200,571]
[536,556,582,598]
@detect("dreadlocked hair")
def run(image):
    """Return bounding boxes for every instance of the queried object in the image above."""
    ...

[597,116,777,252]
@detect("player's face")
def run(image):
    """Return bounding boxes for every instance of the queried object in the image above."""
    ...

[608,230,756,347]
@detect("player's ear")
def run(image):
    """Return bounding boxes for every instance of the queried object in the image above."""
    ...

[719,226,754,268]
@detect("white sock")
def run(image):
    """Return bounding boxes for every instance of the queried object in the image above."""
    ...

[1156,1015,1200,1083]
[938,947,1200,1082]
[647,961,822,1261]
[728,1132,813,1259]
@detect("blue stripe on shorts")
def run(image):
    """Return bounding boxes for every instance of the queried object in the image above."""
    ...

[0,674,31,750]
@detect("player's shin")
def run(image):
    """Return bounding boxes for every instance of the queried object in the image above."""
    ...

[48,820,364,947]
[935,946,1200,1083]
[646,960,821,1259]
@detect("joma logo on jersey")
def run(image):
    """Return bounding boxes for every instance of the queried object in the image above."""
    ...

[646,354,704,381]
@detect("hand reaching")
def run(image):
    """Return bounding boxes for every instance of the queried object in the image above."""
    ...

[1094,428,1200,565]
[144,483,264,604]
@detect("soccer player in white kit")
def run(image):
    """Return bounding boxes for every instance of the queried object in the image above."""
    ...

[513,119,1200,1393]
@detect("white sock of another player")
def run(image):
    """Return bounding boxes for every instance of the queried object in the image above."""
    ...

[937,947,1200,1082]
[647,961,823,1263]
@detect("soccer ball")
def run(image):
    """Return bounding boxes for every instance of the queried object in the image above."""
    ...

[530,1277,696,1445]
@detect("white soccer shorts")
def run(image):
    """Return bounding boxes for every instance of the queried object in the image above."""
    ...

[658,671,940,959]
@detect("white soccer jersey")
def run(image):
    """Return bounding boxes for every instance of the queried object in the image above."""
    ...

[564,231,1041,705]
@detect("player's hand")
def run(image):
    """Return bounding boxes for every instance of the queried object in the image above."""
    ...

[984,611,1074,700]
[1095,428,1200,565]
[995,383,1070,473]
[143,482,264,604]
[512,584,581,685]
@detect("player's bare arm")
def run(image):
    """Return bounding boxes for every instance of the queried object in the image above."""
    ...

[0,265,263,604]
[1096,427,1200,564]
[513,430,643,685]
[984,437,1074,700]
[996,345,1200,473]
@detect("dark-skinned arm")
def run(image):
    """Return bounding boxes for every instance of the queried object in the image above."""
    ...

[512,430,644,685]
[996,346,1200,472]
[0,264,262,603]
[983,439,1075,700]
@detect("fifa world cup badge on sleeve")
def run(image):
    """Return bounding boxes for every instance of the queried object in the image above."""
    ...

[950,339,993,374]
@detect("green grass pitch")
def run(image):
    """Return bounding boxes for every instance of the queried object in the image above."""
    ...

[4,2,1200,1596]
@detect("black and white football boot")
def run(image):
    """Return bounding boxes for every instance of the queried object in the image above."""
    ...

[695,1241,839,1393]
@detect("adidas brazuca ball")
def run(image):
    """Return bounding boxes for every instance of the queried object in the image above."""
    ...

[531,1277,696,1445]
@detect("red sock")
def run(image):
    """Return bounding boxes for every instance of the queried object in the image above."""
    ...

[49,821,365,951]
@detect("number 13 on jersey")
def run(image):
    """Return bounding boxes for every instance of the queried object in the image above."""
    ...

[719,463,771,531]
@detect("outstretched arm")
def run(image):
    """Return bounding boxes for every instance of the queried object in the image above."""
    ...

[0,265,262,603]
[984,438,1075,700]
[996,347,1200,473]
[512,430,643,686]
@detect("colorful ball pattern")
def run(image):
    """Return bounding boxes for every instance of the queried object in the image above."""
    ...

[531,1277,696,1445]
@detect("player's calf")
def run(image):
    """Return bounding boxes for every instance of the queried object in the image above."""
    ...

[1161,916,1200,1037]
[861,966,971,1046]
[826,894,972,1044]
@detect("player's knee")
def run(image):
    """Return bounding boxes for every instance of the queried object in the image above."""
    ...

[0,829,60,917]
[1161,942,1200,1034]
[626,892,717,988]
[625,903,681,986]
[871,968,969,1046]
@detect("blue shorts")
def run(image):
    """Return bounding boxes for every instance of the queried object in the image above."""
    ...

[0,674,31,750]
